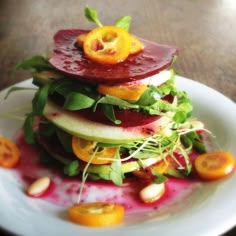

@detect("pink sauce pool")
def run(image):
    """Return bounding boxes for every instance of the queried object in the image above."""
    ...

[14,131,202,213]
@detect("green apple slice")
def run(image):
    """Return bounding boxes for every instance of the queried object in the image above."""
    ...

[43,99,173,144]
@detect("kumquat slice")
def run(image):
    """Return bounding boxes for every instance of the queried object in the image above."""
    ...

[72,136,118,165]
[83,26,131,64]
[0,137,20,168]
[68,202,125,227]
[194,151,235,180]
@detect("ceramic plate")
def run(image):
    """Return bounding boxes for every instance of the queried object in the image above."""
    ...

[0,76,235,236]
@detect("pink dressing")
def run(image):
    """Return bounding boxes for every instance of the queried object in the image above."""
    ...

[14,131,202,213]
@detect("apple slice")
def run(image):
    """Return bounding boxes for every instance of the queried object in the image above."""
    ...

[43,99,173,144]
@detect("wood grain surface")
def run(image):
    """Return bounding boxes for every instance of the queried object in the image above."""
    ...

[0,0,235,235]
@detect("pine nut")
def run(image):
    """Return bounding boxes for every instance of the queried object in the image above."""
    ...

[27,176,50,196]
[139,183,165,203]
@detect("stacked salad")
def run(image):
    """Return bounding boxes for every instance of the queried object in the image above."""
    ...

[8,6,235,227]
[13,7,208,188]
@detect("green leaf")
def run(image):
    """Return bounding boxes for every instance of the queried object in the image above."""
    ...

[180,135,193,152]
[109,150,124,186]
[173,111,187,123]
[63,92,95,110]
[15,55,52,71]
[193,140,207,154]
[95,95,139,110]
[115,16,132,31]
[151,169,168,184]
[32,83,50,115]
[64,160,79,176]
[23,113,35,144]
[84,6,103,27]
[137,85,162,106]
[102,104,121,124]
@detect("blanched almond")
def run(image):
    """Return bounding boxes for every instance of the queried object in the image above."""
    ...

[139,183,165,203]
[27,176,50,196]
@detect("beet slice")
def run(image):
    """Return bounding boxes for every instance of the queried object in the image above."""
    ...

[49,29,178,84]
[77,106,160,128]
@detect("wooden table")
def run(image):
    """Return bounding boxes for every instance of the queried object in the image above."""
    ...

[0,0,235,235]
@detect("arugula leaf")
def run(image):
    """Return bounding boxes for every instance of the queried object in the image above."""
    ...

[14,55,52,71]
[115,16,132,31]
[102,104,121,124]
[183,131,207,154]
[151,169,168,184]
[63,92,95,110]
[109,150,124,186]
[32,83,50,116]
[94,95,139,112]
[192,140,207,154]
[64,160,79,176]
[84,6,103,27]
[23,113,35,144]
[137,85,162,106]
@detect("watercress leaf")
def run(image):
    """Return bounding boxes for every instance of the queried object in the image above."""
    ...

[115,16,132,31]
[173,111,187,123]
[84,6,103,27]
[15,55,52,71]
[151,169,168,184]
[109,150,124,186]
[23,113,35,144]
[32,83,50,115]
[64,160,79,176]
[49,79,75,96]
[63,92,95,110]
[95,95,139,110]
[102,104,121,124]
[186,130,200,141]
[137,85,162,106]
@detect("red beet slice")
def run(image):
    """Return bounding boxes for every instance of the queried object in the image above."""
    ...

[49,29,178,84]
[77,106,160,128]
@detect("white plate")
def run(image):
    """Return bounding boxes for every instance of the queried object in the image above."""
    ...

[0,76,235,236]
